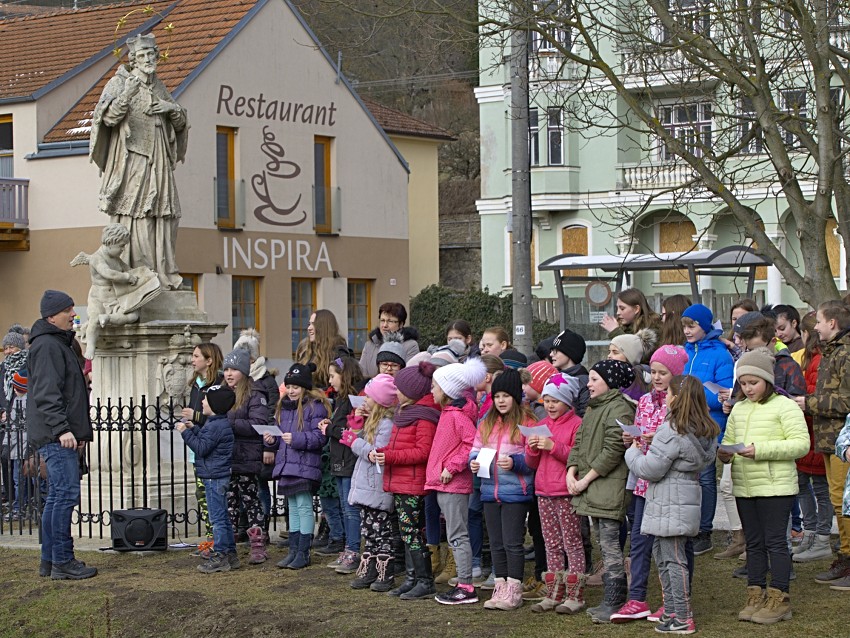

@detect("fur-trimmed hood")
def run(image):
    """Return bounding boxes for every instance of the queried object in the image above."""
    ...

[368,325,420,346]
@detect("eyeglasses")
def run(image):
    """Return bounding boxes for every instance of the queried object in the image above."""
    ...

[379,362,401,371]
[379,316,400,326]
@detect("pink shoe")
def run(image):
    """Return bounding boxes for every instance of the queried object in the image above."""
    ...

[484,577,507,609]
[648,607,675,623]
[611,599,651,623]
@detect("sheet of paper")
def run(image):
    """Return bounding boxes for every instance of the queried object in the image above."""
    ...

[375,460,382,474]
[252,424,282,437]
[518,424,553,438]
[703,381,729,395]
[719,443,747,454]
[616,419,643,438]
[475,447,497,479]
[349,395,366,409]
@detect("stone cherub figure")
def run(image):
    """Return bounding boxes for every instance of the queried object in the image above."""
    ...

[90,32,189,290]
[71,224,161,358]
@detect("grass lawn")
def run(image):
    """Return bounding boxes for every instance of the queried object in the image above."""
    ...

[0,543,845,638]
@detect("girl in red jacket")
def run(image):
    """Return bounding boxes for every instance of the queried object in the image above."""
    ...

[376,361,440,599]
[426,357,487,605]
[525,372,584,614]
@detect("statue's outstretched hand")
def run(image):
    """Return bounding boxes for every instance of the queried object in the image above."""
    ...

[122,75,142,100]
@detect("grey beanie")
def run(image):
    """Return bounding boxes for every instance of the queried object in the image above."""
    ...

[733,311,764,335]
[223,348,251,377]
[2,332,25,350]
[40,290,74,319]
[376,333,407,368]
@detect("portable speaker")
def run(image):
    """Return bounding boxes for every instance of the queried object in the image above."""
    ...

[111,508,168,551]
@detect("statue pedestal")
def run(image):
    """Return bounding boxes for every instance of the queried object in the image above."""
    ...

[86,291,227,529]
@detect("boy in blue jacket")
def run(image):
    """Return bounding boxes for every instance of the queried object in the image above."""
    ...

[177,384,237,573]
[681,303,734,556]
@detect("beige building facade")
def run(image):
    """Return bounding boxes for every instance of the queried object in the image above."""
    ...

[0,0,449,358]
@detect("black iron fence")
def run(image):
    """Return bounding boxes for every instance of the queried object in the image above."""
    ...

[0,397,291,539]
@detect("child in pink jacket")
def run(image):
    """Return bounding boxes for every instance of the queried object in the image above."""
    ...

[425,358,487,606]
[525,372,584,613]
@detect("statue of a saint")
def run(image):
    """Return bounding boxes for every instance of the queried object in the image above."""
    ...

[90,33,189,290]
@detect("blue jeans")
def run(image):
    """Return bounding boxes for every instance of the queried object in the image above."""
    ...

[320,495,345,541]
[468,488,483,569]
[39,443,81,564]
[699,464,717,533]
[337,477,361,552]
[203,477,235,555]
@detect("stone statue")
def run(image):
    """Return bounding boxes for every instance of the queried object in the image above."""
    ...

[71,224,162,359]
[90,32,189,290]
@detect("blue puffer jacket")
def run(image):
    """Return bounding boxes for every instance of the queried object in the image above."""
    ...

[180,414,234,480]
[684,329,734,435]
[273,398,328,485]
[470,419,534,504]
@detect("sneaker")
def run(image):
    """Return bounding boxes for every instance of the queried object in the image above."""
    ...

[480,571,496,590]
[692,531,713,556]
[655,618,696,634]
[198,552,231,573]
[335,550,359,575]
[648,607,673,623]
[828,574,850,591]
[435,585,479,605]
[472,568,489,586]
[51,559,98,580]
[521,576,545,601]
[611,599,651,623]
[326,552,346,569]
[733,565,747,579]
[815,556,850,584]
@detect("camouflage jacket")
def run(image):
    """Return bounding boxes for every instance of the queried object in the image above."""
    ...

[807,329,850,454]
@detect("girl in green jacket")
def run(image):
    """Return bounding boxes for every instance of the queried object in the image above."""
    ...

[719,348,808,626]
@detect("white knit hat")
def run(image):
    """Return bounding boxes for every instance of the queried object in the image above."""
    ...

[233,328,260,360]
[432,357,487,400]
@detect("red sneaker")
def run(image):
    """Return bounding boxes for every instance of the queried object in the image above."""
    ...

[611,600,651,623]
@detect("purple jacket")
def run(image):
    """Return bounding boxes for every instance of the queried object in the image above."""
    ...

[227,385,276,475]
[273,398,328,486]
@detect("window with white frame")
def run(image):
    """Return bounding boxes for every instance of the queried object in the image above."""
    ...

[531,1,571,52]
[739,96,764,155]
[781,89,807,147]
[663,0,711,41]
[658,102,712,160]
[529,109,541,166]
[548,107,564,165]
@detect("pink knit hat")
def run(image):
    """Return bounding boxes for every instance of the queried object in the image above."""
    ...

[526,360,557,395]
[649,345,688,377]
[365,373,399,408]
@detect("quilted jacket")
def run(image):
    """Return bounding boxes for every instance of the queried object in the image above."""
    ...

[273,398,328,486]
[470,418,534,503]
[525,409,582,497]
[379,394,439,496]
[425,389,478,495]
[348,415,394,511]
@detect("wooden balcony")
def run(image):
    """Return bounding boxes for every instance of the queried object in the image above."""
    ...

[0,177,30,251]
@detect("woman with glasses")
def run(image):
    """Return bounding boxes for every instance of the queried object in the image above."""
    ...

[359,302,420,378]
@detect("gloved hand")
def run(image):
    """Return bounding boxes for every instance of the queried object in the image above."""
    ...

[340,429,359,447]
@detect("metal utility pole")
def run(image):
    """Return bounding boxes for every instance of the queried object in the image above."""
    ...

[510,14,534,356]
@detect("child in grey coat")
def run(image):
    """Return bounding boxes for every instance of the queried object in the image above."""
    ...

[625,376,718,635]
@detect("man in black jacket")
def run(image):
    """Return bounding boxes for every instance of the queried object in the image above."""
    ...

[28,290,97,580]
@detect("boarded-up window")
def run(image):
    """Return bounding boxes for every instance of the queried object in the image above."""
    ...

[561,225,589,277]
[827,218,840,277]
[659,219,697,283]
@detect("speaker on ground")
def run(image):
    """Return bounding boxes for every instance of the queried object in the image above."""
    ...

[111,508,168,551]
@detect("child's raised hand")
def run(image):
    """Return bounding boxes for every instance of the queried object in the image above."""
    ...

[281,432,293,444]
[599,313,619,332]
[496,455,514,470]
[470,459,480,473]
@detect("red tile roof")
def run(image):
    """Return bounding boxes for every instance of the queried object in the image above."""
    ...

[42,0,260,143]
[361,97,455,142]
[0,0,176,101]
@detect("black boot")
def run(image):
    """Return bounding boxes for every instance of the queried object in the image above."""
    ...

[350,553,378,589]
[276,531,301,568]
[370,554,395,592]
[588,573,628,623]
[388,546,415,596]
[400,548,436,600]
[315,517,330,547]
[287,533,313,570]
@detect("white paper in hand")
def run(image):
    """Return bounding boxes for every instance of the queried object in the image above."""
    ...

[719,443,747,455]
[616,419,643,438]
[475,447,497,479]
[703,381,728,395]
[252,424,282,437]
[518,424,553,438]
[349,395,366,409]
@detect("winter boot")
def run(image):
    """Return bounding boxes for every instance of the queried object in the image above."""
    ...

[750,587,792,624]
[247,526,268,564]
[586,560,605,587]
[370,553,395,592]
[793,534,833,562]
[815,554,850,583]
[287,533,313,570]
[792,530,815,555]
[588,573,627,623]
[315,517,330,547]
[493,577,524,610]
[434,543,457,584]
[350,553,378,589]
[388,546,415,596]
[400,548,437,600]
[738,585,766,621]
[556,572,586,614]
[276,531,301,568]
[484,577,508,609]
[427,544,443,576]
[531,571,565,612]
[714,530,747,559]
